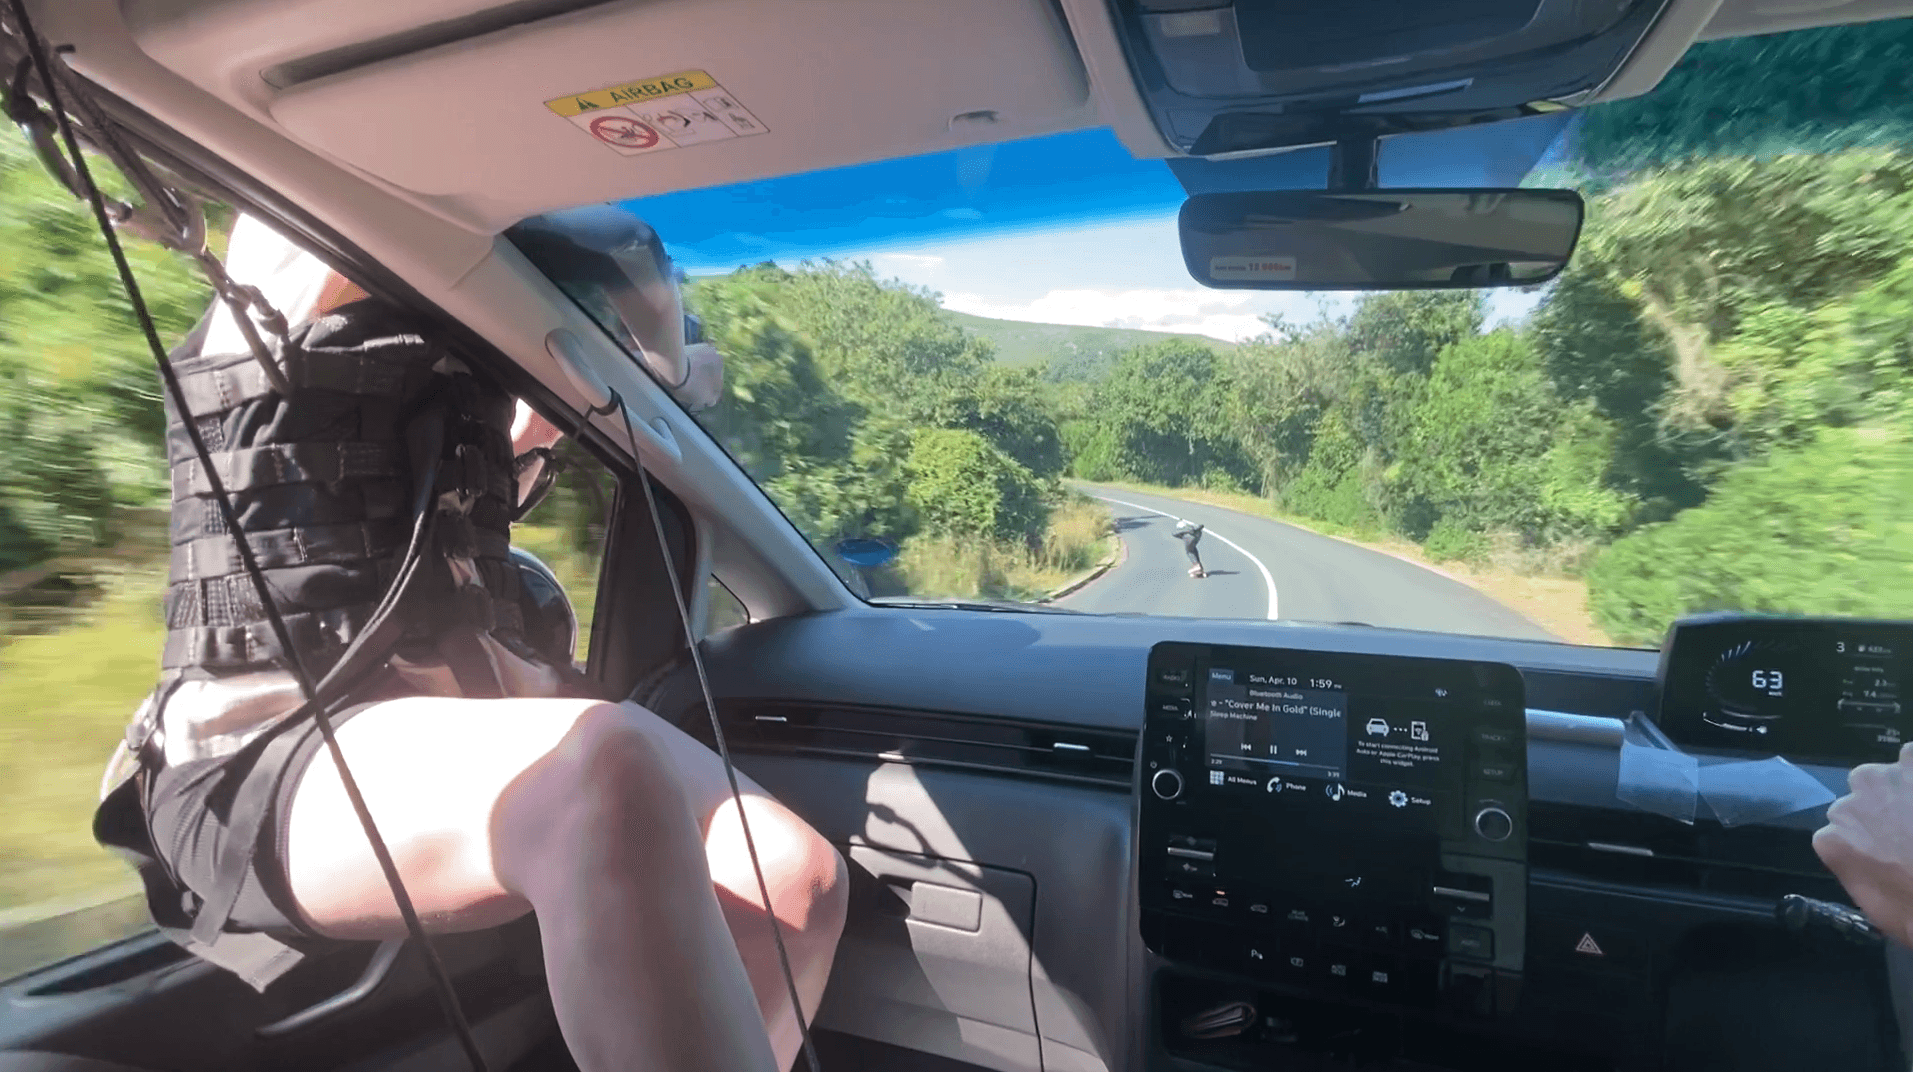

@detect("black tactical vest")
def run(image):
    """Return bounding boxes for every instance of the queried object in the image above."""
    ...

[160,299,525,681]
[92,299,563,990]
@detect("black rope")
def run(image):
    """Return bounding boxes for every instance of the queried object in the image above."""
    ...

[612,400,825,1072]
[0,12,488,1070]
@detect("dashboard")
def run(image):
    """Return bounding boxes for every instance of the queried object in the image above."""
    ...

[673,610,1907,1072]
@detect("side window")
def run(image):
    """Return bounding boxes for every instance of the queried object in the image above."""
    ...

[511,439,614,666]
[707,578,749,634]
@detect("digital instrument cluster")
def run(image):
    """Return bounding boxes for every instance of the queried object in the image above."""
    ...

[1139,642,1528,1014]
[1658,615,1913,765]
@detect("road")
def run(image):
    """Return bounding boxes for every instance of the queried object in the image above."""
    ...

[1057,484,1554,641]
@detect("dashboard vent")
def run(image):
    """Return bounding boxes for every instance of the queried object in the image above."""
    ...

[1529,800,1844,900]
[712,701,1139,789]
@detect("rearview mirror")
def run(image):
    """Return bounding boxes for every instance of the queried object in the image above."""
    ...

[1179,189,1583,291]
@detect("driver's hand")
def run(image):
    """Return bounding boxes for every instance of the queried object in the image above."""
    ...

[1813,742,1913,948]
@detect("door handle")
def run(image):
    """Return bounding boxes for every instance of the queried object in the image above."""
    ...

[256,939,406,1038]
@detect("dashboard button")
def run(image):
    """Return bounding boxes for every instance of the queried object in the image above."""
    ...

[1531,915,1645,971]
[1150,698,1193,722]
[1475,760,1518,783]
[1319,944,1359,990]
[1474,805,1515,842]
[1237,937,1282,979]
[1167,857,1214,880]
[1151,768,1185,800]
[1279,901,1321,934]
[1164,884,1201,908]
[1448,923,1495,961]
[1474,727,1518,748]
[1359,916,1397,950]
[1403,916,1446,954]
[1358,954,1404,999]
[1152,666,1193,693]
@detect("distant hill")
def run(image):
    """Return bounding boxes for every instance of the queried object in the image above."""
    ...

[940,309,1237,368]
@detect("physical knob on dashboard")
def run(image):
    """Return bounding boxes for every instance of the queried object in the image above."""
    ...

[1152,768,1185,800]
[1474,806,1514,842]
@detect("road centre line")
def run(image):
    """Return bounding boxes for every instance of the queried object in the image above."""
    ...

[1088,494,1280,621]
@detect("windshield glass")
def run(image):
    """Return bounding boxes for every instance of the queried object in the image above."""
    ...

[515,19,1913,649]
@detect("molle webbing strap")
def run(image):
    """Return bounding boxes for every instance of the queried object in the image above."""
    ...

[171,442,399,498]
[170,347,418,412]
[169,519,407,579]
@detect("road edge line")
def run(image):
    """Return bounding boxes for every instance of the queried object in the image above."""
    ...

[1087,493,1280,621]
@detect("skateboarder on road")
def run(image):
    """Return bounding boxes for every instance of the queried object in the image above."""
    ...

[1175,519,1206,578]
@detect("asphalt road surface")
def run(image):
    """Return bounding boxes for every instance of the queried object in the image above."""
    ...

[1057,484,1554,641]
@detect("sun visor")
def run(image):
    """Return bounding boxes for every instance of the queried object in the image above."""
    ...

[1101,0,1673,157]
[129,0,1092,225]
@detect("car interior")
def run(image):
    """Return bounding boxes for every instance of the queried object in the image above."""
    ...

[2,0,1912,1070]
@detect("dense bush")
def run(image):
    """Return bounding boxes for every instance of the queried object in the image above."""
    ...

[1589,428,1913,645]
[904,429,1049,545]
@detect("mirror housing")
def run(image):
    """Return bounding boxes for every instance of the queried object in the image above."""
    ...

[1179,188,1584,291]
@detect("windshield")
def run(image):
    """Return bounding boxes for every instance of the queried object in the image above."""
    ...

[516,18,1913,649]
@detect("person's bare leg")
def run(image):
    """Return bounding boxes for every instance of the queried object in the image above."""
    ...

[284,697,780,1072]
[559,702,849,1062]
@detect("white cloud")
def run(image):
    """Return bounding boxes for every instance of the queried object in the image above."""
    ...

[942,287,1327,343]
[871,252,945,271]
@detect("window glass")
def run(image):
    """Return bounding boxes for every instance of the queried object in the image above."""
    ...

[517,18,1913,651]
[511,439,614,667]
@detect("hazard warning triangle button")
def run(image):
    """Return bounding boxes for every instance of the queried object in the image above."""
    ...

[1574,932,1605,956]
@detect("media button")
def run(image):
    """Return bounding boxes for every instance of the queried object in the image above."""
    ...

[1474,727,1518,749]
[1150,697,1193,721]
[1152,666,1193,693]
[1167,856,1214,880]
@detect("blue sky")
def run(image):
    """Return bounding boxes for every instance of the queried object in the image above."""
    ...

[631,119,1573,341]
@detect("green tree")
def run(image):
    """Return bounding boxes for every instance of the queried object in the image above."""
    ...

[1087,338,1248,486]
[904,428,1048,545]
[0,127,209,572]
[1397,331,1630,545]
[1577,21,1913,174]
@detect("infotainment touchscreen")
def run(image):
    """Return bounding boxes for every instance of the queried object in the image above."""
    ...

[1193,649,1524,833]
[1658,615,1913,765]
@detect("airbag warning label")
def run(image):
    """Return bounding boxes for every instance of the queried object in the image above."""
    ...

[546,70,768,157]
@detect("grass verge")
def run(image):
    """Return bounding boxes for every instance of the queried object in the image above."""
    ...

[896,494,1117,602]
[0,565,162,914]
[1090,480,1614,647]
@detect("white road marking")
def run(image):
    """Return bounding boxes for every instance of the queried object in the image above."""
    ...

[1088,493,1279,621]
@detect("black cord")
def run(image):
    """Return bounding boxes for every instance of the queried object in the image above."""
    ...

[613,401,824,1072]
[1,13,488,1070]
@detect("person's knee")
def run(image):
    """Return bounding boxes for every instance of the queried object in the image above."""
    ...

[709,800,847,941]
